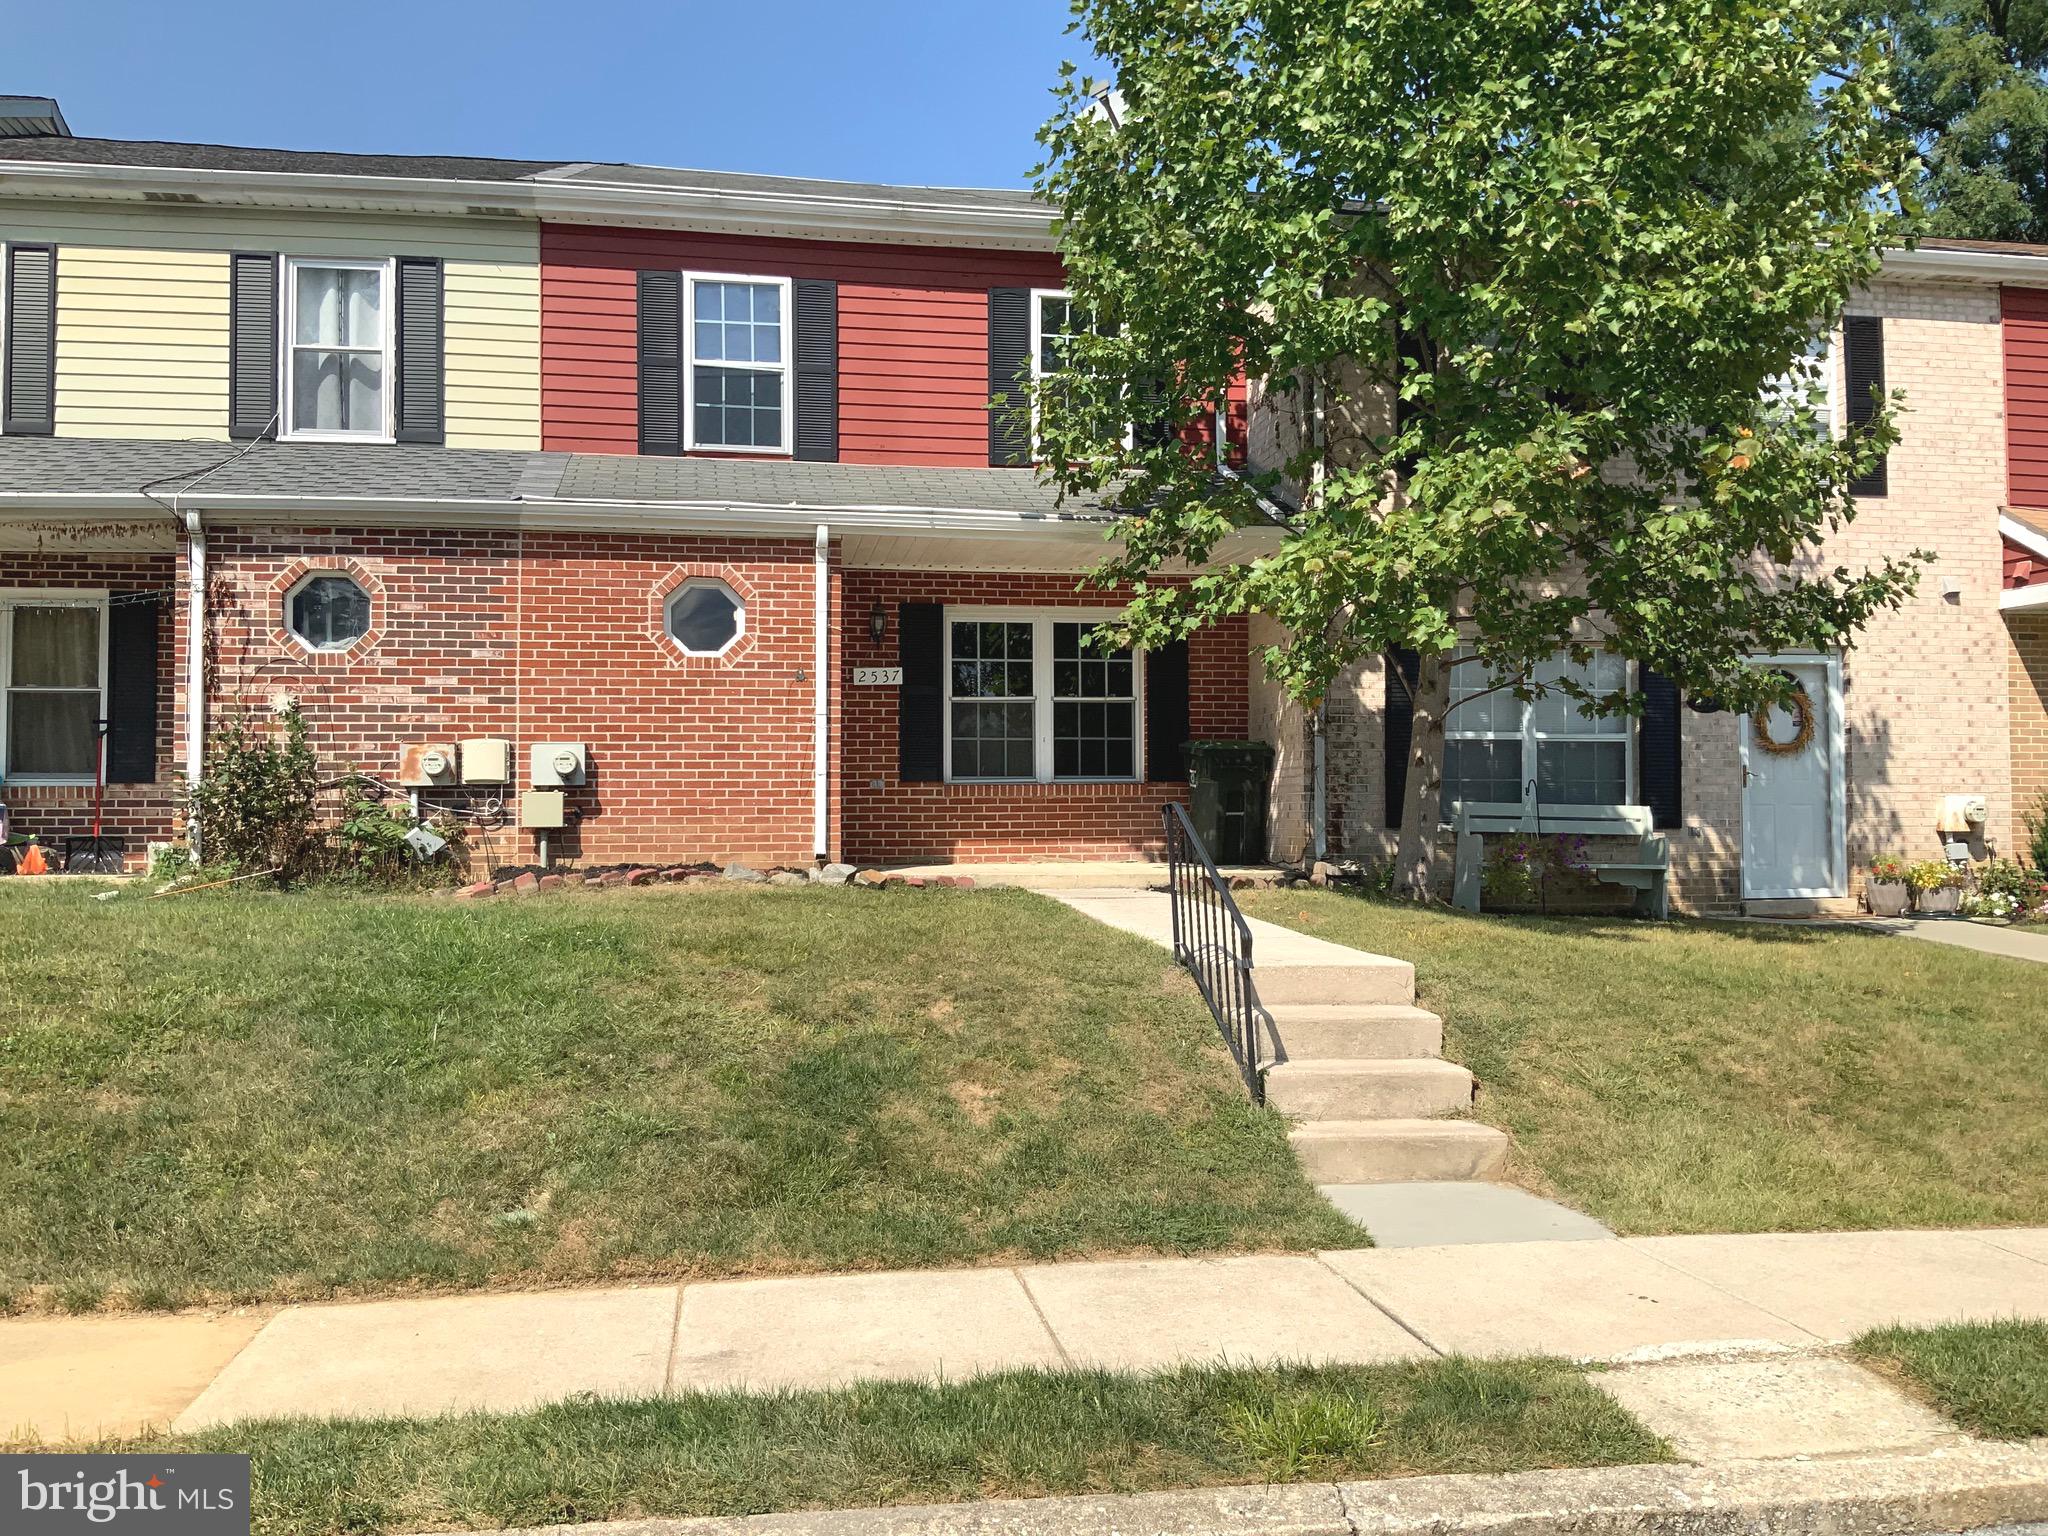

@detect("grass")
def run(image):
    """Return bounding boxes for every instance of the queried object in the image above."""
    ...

[74,1359,1666,1535]
[0,882,1355,1310]
[1853,1320,2048,1439]
[1237,889,2048,1235]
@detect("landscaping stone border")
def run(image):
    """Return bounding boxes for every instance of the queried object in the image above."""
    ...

[452,862,976,900]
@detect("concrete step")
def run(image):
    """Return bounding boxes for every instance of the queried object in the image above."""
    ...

[1266,1003,1442,1062]
[1263,1057,1475,1119]
[1250,958,1414,1007]
[1288,1118,1511,1184]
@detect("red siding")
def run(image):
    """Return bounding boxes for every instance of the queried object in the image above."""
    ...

[541,225,1066,464]
[2003,286,2048,509]
[2007,532,2048,589]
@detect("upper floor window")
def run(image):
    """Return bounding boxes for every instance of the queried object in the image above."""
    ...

[1030,288,1132,452]
[286,258,391,440]
[1442,648,1633,817]
[2,596,105,782]
[689,276,788,452]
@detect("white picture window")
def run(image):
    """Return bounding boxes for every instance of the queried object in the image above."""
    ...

[665,579,745,657]
[687,275,789,452]
[945,611,1142,783]
[285,573,372,652]
[1442,647,1633,817]
[1,594,107,783]
[285,258,391,440]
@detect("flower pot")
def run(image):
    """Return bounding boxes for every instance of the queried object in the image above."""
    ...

[1865,880,1911,917]
[1914,886,1962,916]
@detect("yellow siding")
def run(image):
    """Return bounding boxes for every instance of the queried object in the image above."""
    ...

[53,246,230,440]
[445,260,540,450]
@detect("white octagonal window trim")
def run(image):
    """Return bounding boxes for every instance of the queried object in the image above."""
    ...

[665,578,746,657]
[285,571,373,652]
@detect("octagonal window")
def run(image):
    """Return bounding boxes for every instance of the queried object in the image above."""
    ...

[287,573,372,651]
[666,580,744,656]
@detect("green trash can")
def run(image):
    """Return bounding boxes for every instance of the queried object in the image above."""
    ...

[1184,740,1274,865]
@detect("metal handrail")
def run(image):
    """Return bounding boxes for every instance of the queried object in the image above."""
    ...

[1162,801,1268,1103]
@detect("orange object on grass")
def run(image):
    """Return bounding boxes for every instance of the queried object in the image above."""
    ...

[17,843,48,875]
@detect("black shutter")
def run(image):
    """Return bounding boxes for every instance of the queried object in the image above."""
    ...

[1383,648,1420,828]
[1132,374,1173,449]
[899,601,944,783]
[228,252,279,440]
[1638,667,1683,830]
[987,287,1032,466]
[1145,638,1191,782]
[394,256,445,444]
[3,244,56,436]
[105,597,161,785]
[1843,314,1887,498]
[793,278,838,462]
[638,270,684,456]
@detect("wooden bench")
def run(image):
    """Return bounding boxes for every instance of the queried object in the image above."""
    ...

[1450,801,1671,919]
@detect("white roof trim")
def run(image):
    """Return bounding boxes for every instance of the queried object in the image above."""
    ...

[2003,582,2048,610]
[0,160,1060,250]
[1882,246,2048,286]
[2001,513,2048,563]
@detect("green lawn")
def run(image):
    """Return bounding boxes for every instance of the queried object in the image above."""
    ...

[0,882,1354,1311]
[1854,1321,2048,1439]
[1238,890,2048,1235]
[87,1360,1664,1535]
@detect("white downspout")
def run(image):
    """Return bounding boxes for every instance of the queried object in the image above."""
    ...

[182,506,207,848]
[812,523,830,862]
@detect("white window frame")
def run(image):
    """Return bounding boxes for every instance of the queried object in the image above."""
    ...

[665,577,747,658]
[1441,648,1637,816]
[684,271,793,456]
[282,570,373,654]
[281,256,395,444]
[0,589,110,787]
[1029,287,1134,454]
[943,607,1145,785]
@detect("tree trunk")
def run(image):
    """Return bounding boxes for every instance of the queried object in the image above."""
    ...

[1394,649,1451,902]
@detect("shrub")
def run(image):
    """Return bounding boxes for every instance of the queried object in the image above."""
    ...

[1483,834,1594,908]
[2027,792,2048,875]
[1963,859,2048,923]
[321,779,468,885]
[184,702,319,875]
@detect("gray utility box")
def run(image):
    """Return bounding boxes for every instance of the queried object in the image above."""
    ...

[1184,740,1274,865]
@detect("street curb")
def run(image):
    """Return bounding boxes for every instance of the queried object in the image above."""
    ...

[465,1441,2048,1536]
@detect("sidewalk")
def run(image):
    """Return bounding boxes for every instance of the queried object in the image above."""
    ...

[5,1226,2044,1443]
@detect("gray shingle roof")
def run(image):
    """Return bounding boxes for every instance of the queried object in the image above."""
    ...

[0,136,1051,213]
[0,437,1112,519]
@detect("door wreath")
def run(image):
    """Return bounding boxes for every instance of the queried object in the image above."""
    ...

[1751,682,1816,757]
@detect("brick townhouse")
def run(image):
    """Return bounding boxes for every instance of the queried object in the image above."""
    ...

[0,94,2043,904]
[0,96,1255,872]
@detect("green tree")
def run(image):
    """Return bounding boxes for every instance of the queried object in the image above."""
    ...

[1032,0,1926,896]
[1886,0,2048,241]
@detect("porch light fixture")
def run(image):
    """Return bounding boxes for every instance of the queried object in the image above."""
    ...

[869,602,888,646]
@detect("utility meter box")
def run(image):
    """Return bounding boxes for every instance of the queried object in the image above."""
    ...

[530,742,588,787]
[520,790,566,829]
[398,742,459,788]
[459,737,512,785]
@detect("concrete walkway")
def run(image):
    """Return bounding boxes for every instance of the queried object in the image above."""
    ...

[1855,914,2048,965]
[4,1227,2044,1443]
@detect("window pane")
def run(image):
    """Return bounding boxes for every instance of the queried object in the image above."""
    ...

[7,690,97,776]
[1537,740,1627,806]
[11,607,97,687]
[292,350,384,434]
[1052,698,1135,780]
[668,585,741,653]
[693,367,782,447]
[289,576,371,650]
[951,699,1033,779]
[694,281,781,367]
[295,266,380,347]
[1440,739,1525,818]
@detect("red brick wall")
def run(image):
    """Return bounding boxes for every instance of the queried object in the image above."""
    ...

[840,569,1250,863]
[540,224,1066,462]
[0,551,179,865]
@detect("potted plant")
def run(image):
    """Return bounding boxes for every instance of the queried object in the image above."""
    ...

[1865,854,1911,916]
[1906,859,1965,916]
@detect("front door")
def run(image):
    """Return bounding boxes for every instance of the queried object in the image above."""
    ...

[1740,657,1842,899]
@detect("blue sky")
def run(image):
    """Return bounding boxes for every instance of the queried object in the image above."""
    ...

[3,0,1089,188]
